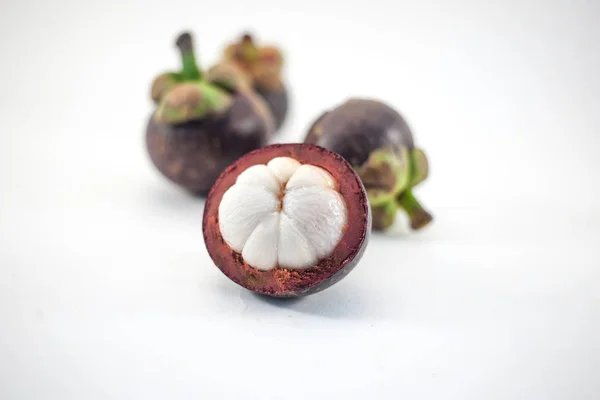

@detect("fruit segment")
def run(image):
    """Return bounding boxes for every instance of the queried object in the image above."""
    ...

[218,157,347,270]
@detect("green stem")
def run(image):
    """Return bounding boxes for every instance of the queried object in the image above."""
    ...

[396,189,433,230]
[176,32,202,81]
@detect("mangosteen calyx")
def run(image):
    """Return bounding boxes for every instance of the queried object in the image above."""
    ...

[379,146,431,231]
[353,145,431,231]
[409,148,429,187]
[150,31,235,124]
[356,146,410,206]
[153,81,233,125]
[210,32,288,131]
[220,33,285,92]
[371,200,398,231]
[150,72,180,104]
[206,62,253,94]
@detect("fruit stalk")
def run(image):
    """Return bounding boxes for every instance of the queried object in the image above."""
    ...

[396,189,432,230]
[176,32,202,81]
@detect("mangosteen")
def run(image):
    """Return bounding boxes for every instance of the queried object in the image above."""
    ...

[209,33,288,130]
[203,143,371,297]
[146,32,276,195]
[304,98,432,231]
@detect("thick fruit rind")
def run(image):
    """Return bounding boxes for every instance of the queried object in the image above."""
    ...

[203,143,371,297]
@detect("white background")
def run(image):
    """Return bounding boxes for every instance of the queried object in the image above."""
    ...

[1,0,599,399]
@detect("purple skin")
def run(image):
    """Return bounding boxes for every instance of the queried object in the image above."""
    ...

[256,86,288,130]
[305,98,414,166]
[146,92,272,195]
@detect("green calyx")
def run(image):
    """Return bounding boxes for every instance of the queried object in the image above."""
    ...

[154,81,233,124]
[206,62,252,93]
[357,146,433,231]
[409,148,429,188]
[150,72,181,104]
[150,32,233,123]
[356,147,410,206]
[372,200,398,231]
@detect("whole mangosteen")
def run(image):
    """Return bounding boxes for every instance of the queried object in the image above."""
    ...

[209,33,288,130]
[146,32,276,195]
[305,98,432,231]
[203,143,371,297]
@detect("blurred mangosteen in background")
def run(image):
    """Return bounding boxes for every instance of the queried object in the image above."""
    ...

[146,32,276,196]
[209,33,289,130]
[305,98,432,232]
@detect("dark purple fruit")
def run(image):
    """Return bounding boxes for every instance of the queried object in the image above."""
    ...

[255,86,288,131]
[146,92,273,195]
[146,32,275,195]
[203,143,371,297]
[305,98,432,231]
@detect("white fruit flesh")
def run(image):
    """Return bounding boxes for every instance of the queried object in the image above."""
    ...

[218,157,347,270]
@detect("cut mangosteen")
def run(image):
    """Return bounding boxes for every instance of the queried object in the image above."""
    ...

[210,33,289,130]
[146,32,276,195]
[203,143,371,297]
[305,98,432,231]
